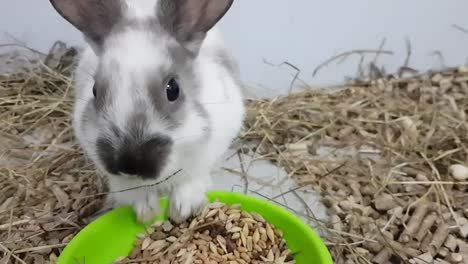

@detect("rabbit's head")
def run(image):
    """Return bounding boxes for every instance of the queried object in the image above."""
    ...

[50,0,234,179]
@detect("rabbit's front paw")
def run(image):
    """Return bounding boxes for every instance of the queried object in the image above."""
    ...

[114,190,161,223]
[169,182,208,223]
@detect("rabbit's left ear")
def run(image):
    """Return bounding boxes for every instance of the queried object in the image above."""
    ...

[157,0,234,54]
[49,0,124,47]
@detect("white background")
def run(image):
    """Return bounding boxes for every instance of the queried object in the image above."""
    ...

[2,0,468,97]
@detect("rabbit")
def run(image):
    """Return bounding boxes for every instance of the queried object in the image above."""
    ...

[49,0,245,223]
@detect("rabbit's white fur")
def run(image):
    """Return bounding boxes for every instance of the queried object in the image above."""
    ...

[72,0,244,222]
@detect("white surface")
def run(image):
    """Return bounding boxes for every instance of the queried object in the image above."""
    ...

[212,147,329,231]
[1,1,468,97]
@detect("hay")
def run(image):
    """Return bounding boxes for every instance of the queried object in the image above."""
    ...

[241,67,468,263]
[0,43,467,264]
[0,44,105,264]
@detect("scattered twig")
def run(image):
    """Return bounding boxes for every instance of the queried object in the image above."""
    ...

[452,24,468,35]
[80,169,183,199]
[0,219,30,231]
[236,150,249,194]
[262,59,305,94]
[398,37,417,77]
[0,243,26,264]
[14,243,68,254]
[372,38,387,64]
[312,49,394,77]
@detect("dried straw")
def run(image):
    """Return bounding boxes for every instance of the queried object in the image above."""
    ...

[1,42,468,264]
[0,44,105,264]
[241,66,468,263]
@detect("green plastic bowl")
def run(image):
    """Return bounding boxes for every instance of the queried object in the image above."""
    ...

[57,191,332,264]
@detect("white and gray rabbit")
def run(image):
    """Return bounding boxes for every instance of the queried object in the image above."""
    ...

[49,0,245,223]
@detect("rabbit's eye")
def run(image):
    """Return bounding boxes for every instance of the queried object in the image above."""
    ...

[92,84,97,98]
[166,78,180,102]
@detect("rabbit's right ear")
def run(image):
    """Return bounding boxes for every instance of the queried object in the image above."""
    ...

[49,0,123,48]
[158,0,234,55]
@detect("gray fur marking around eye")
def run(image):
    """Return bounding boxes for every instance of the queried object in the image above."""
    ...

[146,75,187,130]
[89,8,215,135]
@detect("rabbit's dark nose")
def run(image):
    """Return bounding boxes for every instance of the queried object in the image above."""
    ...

[96,135,172,179]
